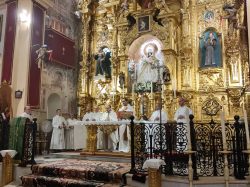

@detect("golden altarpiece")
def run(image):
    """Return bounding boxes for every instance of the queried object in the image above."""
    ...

[76,0,250,121]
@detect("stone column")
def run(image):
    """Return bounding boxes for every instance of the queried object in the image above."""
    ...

[11,0,33,116]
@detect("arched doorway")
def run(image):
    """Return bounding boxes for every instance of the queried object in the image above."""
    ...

[47,93,61,119]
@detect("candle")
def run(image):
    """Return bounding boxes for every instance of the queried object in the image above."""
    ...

[185,109,191,150]
[78,107,81,117]
[243,105,250,149]
[132,83,135,99]
[81,78,84,93]
[162,82,164,99]
[220,109,227,150]
[173,78,176,98]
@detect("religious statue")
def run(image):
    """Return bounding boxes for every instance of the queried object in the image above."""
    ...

[204,32,216,66]
[200,30,221,67]
[222,3,246,36]
[136,43,163,83]
[35,45,52,69]
[119,72,125,88]
[94,47,112,79]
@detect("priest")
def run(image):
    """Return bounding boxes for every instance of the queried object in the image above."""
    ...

[118,98,134,152]
[50,109,67,150]
[149,103,168,123]
[174,97,193,152]
[20,106,33,121]
[100,104,118,151]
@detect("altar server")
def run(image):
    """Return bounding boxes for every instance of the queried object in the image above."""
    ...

[174,97,193,152]
[149,103,168,123]
[50,109,67,150]
[118,98,134,152]
[100,104,118,150]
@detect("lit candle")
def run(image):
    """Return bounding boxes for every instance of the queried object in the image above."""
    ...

[243,105,250,149]
[220,108,227,150]
[78,107,81,117]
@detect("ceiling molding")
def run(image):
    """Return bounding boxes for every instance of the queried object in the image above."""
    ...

[34,0,53,10]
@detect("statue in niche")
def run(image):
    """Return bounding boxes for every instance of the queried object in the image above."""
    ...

[94,46,112,79]
[119,72,125,88]
[136,43,163,83]
[200,30,221,68]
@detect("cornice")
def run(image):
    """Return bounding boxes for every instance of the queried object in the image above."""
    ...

[33,0,53,10]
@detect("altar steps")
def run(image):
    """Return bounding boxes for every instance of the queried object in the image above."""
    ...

[45,151,131,163]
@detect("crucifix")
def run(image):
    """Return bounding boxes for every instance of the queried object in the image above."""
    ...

[151,61,165,123]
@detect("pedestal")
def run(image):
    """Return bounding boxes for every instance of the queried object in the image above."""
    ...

[0,150,17,186]
[143,159,165,187]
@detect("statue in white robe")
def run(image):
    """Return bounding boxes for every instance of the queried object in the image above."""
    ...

[136,43,163,83]
[100,105,119,151]
[174,98,193,152]
[118,99,134,152]
[50,109,67,150]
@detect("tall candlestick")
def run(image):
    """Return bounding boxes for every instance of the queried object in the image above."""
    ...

[132,83,135,99]
[122,84,125,98]
[243,105,250,149]
[185,109,191,150]
[173,78,176,98]
[220,109,227,150]
[162,82,164,99]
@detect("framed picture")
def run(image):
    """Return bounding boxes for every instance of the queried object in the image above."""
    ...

[138,15,150,33]
[15,90,23,99]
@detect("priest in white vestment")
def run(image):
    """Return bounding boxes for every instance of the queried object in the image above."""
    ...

[100,104,119,151]
[146,104,168,151]
[118,98,134,152]
[82,105,95,121]
[174,97,193,152]
[149,103,168,123]
[19,106,33,121]
[65,114,77,149]
[50,109,67,150]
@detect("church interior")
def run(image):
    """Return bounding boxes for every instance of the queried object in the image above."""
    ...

[0,0,250,186]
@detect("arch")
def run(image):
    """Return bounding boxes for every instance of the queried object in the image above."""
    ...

[128,34,164,62]
[47,93,61,119]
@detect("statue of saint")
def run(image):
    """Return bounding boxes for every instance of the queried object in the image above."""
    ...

[136,43,162,83]
[204,32,216,66]
[94,47,112,78]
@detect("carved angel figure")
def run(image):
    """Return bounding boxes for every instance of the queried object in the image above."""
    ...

[222,1,246,35]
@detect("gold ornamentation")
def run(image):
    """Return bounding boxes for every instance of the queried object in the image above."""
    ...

[148,168,161,187]
[2,153,14,186]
